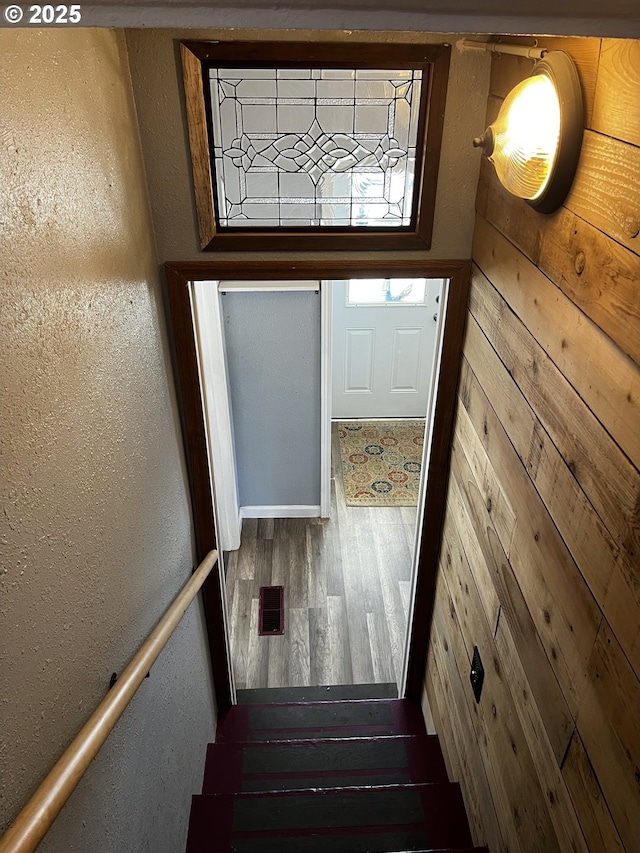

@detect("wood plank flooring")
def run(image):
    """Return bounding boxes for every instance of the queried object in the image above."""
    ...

[225,424,418,690]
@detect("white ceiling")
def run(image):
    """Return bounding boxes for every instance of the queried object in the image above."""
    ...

[79,1,639,38]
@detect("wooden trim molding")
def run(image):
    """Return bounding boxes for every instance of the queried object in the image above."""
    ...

[166,267,233,712]
[404,264,471,700]
[165,259,470,713]
[180,41,451,252]
[180,44,217,248]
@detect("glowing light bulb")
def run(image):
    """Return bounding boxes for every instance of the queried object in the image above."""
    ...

[473,51,583,214]
[490,74,561,200]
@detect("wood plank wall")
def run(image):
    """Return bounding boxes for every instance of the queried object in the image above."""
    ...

[423,37,640,853]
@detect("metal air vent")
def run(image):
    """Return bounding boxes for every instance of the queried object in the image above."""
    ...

[259,586,284,636]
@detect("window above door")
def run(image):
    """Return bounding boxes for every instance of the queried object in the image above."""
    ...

[346,278,430,306]
[180,40,451,251]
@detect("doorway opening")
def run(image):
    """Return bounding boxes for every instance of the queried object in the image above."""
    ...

[217,277,444,694]
[223,423,422,693]
[166,260,471,713]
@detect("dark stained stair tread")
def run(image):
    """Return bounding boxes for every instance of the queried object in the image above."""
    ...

[215,698,425,743]
[202,735,448,794]
[236,683,399,704]
[187,698,481,853]
[185,783,473,852]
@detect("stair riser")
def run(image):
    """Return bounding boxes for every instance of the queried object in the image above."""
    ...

[216,829,472,852]
[236,683,399,704]
[215,699,425,743]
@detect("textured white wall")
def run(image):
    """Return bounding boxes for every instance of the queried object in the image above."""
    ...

[0,28,216,851]
[125,28,491,264]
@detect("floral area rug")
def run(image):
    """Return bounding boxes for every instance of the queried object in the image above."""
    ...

[337,420,425,507]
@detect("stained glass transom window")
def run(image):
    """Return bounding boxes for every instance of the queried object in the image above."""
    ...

[209,68,423,228]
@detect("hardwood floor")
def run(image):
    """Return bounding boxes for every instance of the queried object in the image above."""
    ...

[225,425,419,690]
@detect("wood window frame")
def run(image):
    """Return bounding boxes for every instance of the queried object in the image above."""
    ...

[165,259,470,713]
[180,40,452,252]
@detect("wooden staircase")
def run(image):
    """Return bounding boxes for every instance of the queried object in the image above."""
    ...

[185,685,488,853]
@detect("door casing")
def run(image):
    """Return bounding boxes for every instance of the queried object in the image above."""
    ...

[166,259,471,714]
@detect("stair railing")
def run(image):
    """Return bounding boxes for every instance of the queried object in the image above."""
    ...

[0,549,219,853]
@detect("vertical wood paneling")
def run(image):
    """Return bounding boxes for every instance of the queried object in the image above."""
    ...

[466,309,639,676]
[450,423,575,762]
[467,260,639,560]
[427,595,506,853]
[438,527,564,853]
[576,622,640,852]
[475,159,640,366]
[425,36,640,853]
[592,39,640,146]
[565,131,640,254]
[562,731,625,853]
[460,350,602,716]
[471,216,640,469]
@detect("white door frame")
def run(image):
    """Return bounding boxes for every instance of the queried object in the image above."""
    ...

[193,280,330,550]
[191,280,242,551]
[320,279,333,518]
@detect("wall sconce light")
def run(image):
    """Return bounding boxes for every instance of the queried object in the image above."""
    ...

[473,50,584,213]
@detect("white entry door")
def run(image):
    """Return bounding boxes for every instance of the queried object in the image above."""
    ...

[331,278,443,419]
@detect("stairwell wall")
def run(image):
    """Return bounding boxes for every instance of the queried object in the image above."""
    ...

[423,36,640,853]
[0,28,216,851]
[124,27,489,265]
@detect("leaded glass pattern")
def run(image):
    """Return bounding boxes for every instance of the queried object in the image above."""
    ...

[209,68,423,228]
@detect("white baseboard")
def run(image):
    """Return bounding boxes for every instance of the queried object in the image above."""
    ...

[239,505,321,519]
[332,417,427,422]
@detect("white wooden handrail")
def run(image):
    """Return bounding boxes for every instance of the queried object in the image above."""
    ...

[0,549,219,853]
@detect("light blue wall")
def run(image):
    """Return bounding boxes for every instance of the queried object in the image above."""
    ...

[222,289,321,509]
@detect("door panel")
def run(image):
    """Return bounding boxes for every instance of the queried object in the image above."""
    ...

[345,328,375,392]
[391,327,423,392]
[332,279,443,418]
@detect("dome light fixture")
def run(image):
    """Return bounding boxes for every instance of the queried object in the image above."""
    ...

[473,51,584,214]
